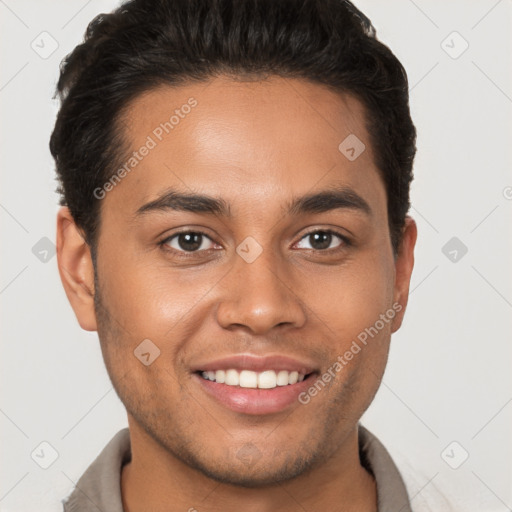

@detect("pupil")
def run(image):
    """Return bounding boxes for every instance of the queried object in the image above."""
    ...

[311,232,331,250]
[178,233,202,251]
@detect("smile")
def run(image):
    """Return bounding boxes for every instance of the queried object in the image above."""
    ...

[200,369,308,389]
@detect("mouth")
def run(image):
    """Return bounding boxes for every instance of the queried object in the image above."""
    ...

[191,354,320,415]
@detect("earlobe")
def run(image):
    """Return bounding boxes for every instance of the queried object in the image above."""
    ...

[56,207,98,331]
[391,216,417,333]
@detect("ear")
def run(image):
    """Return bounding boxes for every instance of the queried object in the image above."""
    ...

[56,207,98,331]
[390,216,417,333]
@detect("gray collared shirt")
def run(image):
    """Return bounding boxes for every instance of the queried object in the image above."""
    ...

[62,423,412,512]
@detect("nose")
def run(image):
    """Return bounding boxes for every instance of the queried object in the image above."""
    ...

[215,246,307,335]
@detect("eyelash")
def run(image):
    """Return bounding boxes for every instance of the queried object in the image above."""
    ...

[159,229,351,258]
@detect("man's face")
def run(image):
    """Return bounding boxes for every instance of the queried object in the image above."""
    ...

[77,76,413,485]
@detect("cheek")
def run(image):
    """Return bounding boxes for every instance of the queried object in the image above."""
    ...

[305,253,395,340]
[96,254,222,355]
[306,257,395,416]
[99,248,182,315]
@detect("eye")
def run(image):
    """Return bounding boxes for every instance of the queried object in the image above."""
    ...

[163,231,217,252]
[295,230,348,251]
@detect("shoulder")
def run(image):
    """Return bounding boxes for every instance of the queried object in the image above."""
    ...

[61,428,130,512]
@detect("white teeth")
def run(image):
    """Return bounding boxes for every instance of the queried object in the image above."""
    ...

[258,370,277,389]
[201,369,307,389]
[225,369,239,386]
[276,370,289,386]
[239,370,258,388]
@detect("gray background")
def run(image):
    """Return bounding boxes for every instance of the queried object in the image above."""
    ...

[1,0,511,510]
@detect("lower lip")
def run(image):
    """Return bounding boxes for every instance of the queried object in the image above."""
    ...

[194,373,316,415]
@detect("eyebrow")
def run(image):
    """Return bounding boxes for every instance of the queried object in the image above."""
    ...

[135,185,372,218]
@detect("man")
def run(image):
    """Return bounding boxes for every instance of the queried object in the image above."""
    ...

[52,0,422,510]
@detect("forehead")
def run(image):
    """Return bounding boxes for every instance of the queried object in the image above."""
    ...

[109,75,384,215]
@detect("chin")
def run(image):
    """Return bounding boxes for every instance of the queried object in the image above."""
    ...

[183,454,316,488]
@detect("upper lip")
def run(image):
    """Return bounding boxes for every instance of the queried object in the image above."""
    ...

[190,353,319,375]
